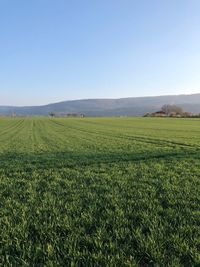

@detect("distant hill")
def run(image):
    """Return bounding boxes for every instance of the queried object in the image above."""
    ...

[1,94,200,117]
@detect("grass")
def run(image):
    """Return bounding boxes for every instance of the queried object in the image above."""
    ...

[0,117,199,266]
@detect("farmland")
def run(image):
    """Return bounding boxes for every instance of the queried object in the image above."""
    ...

[0,117,199,266]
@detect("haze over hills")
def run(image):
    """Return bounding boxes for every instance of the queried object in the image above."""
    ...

[1,94,200,117]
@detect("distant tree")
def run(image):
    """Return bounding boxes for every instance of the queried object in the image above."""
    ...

[49,112,56,118]
[11,112,16,118]
[161,105,183,115]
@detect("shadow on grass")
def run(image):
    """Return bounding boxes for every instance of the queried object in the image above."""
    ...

[0,148,200,170]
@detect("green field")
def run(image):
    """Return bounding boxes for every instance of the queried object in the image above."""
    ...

[0,117,199,266]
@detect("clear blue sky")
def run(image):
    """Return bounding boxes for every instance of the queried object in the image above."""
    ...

[0,0,200,106]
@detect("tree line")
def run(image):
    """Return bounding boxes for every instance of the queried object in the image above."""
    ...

[144,105,200,118]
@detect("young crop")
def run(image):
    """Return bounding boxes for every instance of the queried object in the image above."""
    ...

[0,117,199,266]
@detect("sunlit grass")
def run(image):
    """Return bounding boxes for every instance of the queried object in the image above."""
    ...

[0,117,199,266]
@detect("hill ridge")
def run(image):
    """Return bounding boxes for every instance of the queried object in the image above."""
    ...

[1,93,200,116]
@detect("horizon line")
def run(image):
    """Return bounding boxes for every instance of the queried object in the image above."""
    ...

[1,92,200,108]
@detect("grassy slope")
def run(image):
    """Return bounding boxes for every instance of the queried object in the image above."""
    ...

[0,117,199,266]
